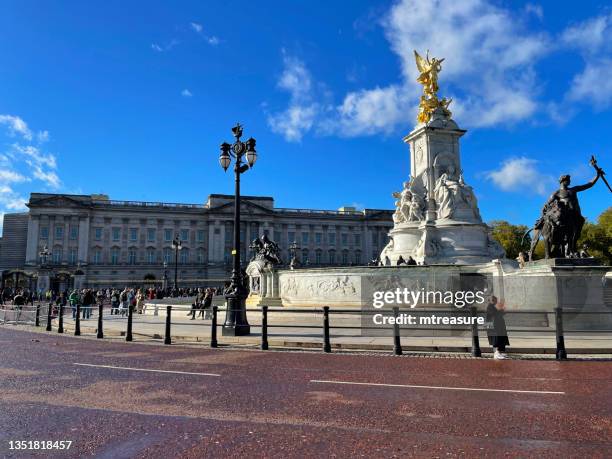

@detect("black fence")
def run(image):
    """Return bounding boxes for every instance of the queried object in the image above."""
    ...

[2,302,611,360]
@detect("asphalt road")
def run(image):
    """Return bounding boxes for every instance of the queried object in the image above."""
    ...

[0,328,611,458]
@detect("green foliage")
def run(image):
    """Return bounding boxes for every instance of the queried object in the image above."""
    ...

[578,207,612,264]
[489,220,531,260]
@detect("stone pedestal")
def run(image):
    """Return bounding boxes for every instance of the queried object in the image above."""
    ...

[245,259,283,307]
[382,108,504,265]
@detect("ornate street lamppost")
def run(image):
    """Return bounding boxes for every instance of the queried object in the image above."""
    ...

[162,261,168,292]
[38,245,50,293]
[171,235,182,295]
[289,241,300,270]
[218,123,257,336]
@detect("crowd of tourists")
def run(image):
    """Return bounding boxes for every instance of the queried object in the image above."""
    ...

[0,285,225,320]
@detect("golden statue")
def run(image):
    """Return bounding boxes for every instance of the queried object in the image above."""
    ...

[414,50,452,124]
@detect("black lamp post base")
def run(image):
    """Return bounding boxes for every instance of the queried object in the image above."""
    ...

[222,324,251,336]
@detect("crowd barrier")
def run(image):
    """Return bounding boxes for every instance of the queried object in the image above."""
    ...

[3,301,611,360]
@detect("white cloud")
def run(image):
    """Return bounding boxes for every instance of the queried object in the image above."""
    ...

[525,3,544,20]
[486,157,554,196]
[0,116,64,228]
[267,55,322,142]
[561,13,611,51]
[567,59,612,109]
[268,105,317,142]
[0,114,33,140]
[190,22,203,33]
[189,22,220,45]
[151,39,179,52]
[181,89,193,97]
[268,0,552,141]
[0,170,28,184]
[31,165,61,188]
[37,130,50,143]
[560,13,612,109]
[352,0,548,130]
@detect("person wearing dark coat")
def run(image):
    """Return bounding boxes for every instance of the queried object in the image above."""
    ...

[486,296,510,359]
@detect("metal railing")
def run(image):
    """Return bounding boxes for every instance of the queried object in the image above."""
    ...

[2,302,611,360]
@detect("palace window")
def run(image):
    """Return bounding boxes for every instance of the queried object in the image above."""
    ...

[315,233,322,245]
[328,250,336,264]
[94,227,102,241]
[180,249,189,264]
[110,248,120,265]
[128,249,137,265]
[69,225,78,240]
[93,250,102,265]
[197,230,205,242]
[354,251,362,265]
[180,229,189,242]
[130,228,138,242]
[301,249,309,264]
[328,233,336,245]
[163,248,172,264]
[112,227,120,241]
[341,233,348,246]
[164,229,173,242]
[288,231,295,243]
[40,226,49,239]
[315,249,322,265]
[147,248,156,264]
[55,226,64,240]
[52,247,62,264]
[147,228,156,242]
[197,249,205,264]
[354,234,361,246]
[342,250,349,265]
[69,248,78,265]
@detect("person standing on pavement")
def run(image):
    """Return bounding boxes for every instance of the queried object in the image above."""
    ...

[119,288,129,316]
[69,289,80,319]
[135,289,145,314]
[486,296,510,360]
[82,289,94,319]
[202,288,213,319]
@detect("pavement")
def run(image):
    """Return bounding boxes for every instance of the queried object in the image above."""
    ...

[0,327,611,458]
[12,303,612,357]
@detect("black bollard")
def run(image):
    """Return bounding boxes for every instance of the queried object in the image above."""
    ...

[323,306,331,353]
[46,303,52,332]
[97,303,104,339]
[555,307,567,360]
[210,306,218,348]
[58,303,64,334]
[261,306,269,350]
[35,303,40,327]
[393,306,402,356]
[126,304,133,342]
[75,304,81,336]
[470,306,482,357]
[164,305,172,345]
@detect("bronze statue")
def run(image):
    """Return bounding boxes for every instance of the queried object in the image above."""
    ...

[251,234,283,266]
[525,157,607,260]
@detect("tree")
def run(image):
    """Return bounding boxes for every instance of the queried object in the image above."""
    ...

[489,220,531,260]
[578,207,612,264]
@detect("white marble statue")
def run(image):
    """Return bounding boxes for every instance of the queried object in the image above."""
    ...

[393,180,426,223]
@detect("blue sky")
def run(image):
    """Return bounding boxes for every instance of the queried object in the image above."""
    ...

[1,0,611,234]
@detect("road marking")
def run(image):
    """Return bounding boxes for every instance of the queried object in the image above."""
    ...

[74,363,220,377]
[310,380,564,395]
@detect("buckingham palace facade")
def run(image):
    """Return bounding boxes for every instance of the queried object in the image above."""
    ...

[0,193,393,291]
